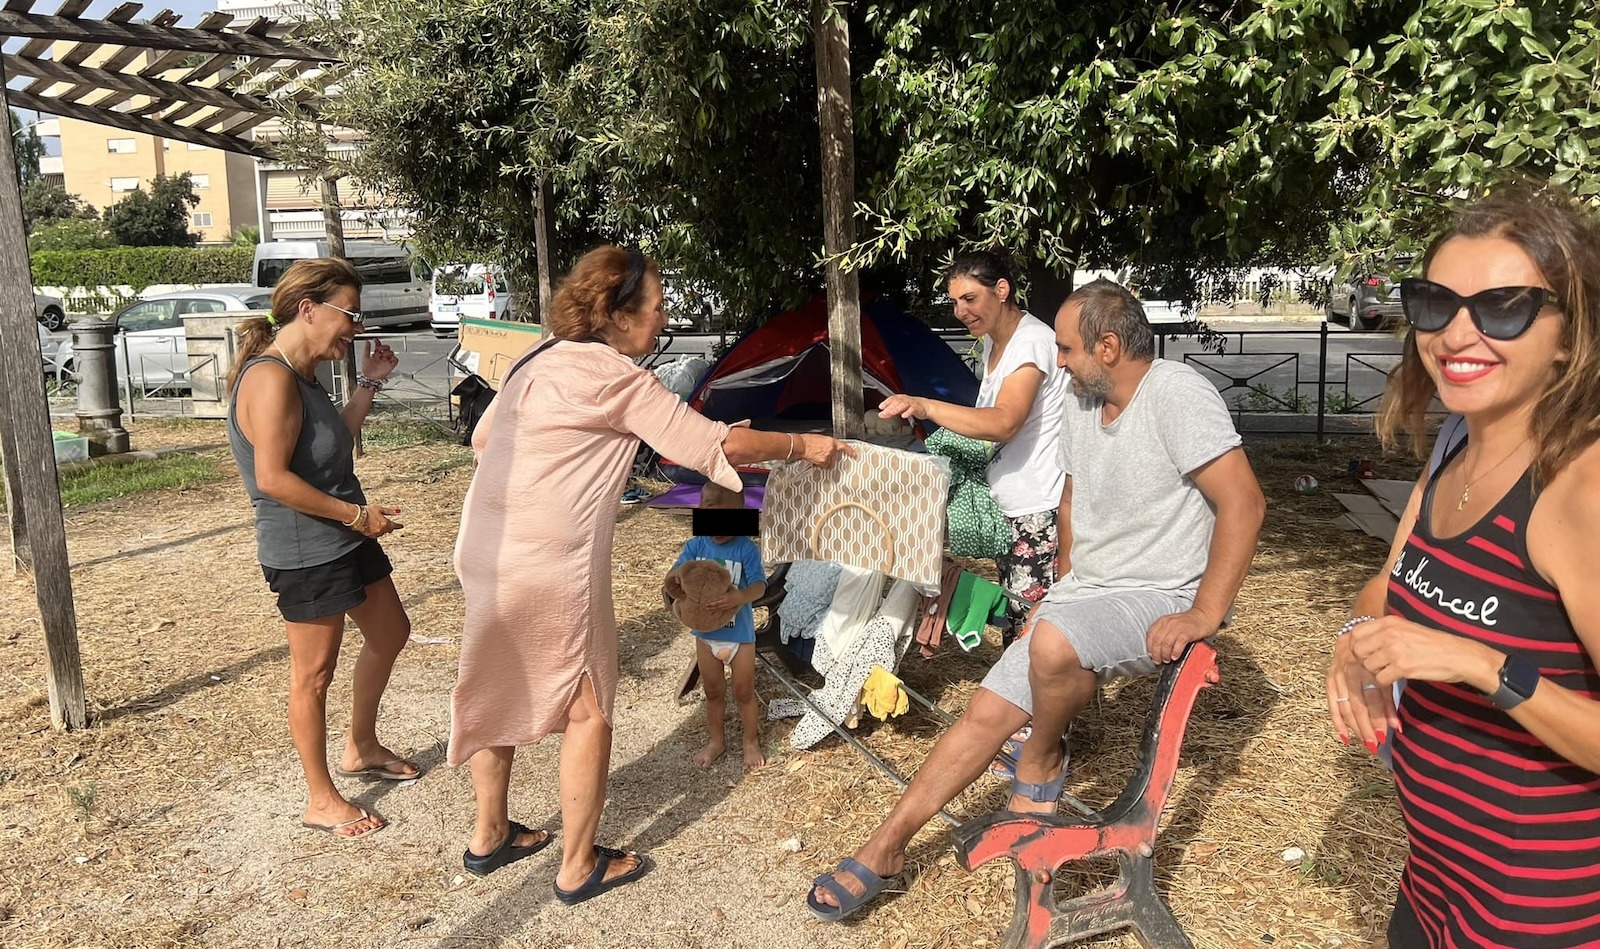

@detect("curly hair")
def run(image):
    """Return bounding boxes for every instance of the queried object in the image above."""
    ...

[546,245,660,341]
[227,257,362,392]
[1377,183,1600,484]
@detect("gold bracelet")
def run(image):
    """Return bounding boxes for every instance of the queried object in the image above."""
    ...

[342,503,363,527]
[785,434,796,462]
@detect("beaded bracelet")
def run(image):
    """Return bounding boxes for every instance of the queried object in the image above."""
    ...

[1337,614,1376,637]
[356,375,385,392]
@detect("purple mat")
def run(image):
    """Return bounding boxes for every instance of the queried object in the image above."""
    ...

[646,482,766,509]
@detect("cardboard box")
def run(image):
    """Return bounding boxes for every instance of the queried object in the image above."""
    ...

[457,316,545,390]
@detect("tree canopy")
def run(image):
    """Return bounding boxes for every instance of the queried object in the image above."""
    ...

[315,0,1600,319]
[102,173,201,248]
[21,180,97,234]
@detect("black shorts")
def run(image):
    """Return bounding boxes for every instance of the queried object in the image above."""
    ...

[262,540,393,623]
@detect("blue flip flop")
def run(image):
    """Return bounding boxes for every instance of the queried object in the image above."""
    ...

[806,857,895,922]
[552,845,653,906]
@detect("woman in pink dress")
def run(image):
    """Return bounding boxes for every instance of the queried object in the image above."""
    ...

[450,246,850,901]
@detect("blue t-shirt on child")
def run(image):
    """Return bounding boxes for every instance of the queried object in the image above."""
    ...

[672,535,767,644]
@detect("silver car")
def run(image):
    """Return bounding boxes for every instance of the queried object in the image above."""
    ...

[53,287,273,390]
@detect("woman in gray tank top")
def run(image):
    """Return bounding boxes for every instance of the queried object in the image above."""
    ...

[226,257,415,840]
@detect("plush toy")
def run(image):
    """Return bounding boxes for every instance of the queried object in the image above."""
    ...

[665,559,739,632]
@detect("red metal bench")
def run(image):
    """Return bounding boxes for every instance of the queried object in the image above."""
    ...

[950,639,1220,949]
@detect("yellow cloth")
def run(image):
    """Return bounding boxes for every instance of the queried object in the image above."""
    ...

[860,665,908,720]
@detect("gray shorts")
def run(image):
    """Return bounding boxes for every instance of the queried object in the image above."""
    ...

[979,579,1195,715]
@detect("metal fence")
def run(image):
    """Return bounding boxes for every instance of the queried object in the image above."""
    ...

[44,322,1435,441]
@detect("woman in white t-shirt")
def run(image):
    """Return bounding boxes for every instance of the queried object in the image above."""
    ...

[878,251,1069,642]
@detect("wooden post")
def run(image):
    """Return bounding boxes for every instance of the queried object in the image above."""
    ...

[0,60,87,729]
[1,388,31,572]
[813,0,865,439]
[532,177,555,323]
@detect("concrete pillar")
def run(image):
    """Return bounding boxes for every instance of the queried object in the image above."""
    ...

[69,321,130,455]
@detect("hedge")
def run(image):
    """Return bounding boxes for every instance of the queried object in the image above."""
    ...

[30,246,253,293]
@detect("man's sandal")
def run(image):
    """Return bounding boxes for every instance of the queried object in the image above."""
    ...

[806,857,895,922]
[1008,753,1071,810]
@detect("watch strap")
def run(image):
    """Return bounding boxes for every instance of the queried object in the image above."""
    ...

[1487,654,1540,711]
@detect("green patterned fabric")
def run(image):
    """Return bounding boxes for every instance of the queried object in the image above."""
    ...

[924,426,1009,559]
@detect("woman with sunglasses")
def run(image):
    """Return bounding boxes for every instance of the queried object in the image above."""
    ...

[226,257,417,839]
[448,246,851,901]
[1326,186,1600,948]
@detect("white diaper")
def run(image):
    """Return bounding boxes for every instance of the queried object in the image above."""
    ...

[702,639,743,665]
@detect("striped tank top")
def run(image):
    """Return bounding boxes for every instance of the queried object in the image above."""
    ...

[1386,448,1600,948]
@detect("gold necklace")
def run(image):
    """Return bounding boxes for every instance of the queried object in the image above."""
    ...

[1457,437,1531,511]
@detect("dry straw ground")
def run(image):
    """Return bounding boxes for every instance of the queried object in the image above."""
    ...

[0,418,1420,949]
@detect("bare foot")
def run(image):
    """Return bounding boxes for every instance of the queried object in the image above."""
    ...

[810,847,904,910]
[692,740,726,768]
[742,740,767,771]
[339,742,419,779]
[303,799,385,838]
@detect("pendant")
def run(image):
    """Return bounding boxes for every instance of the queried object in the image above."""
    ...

[1457,487,1469,511]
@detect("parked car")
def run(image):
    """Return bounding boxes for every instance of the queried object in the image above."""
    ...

[38,322,68,379]
[1328,255,1412,331]
[53,286,272,390]
[253,240,430,329]
[35,291,67,331]
[430,263,514,337]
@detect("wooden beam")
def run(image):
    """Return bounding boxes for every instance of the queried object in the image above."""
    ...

[5,87,276,158]
[0,10,337,61]
[813,0,865,439]
[2,53,286,118]
[0,58,87,730]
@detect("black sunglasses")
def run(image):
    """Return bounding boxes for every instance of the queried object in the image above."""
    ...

[1399,278,1556,340]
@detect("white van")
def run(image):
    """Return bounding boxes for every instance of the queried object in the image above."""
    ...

[430,263,515,337]
[252,240,431,330]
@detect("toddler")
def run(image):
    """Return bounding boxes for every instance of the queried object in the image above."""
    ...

[665,482,768,770]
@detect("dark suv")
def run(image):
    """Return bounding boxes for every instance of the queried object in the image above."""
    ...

[1328,255,1412,331]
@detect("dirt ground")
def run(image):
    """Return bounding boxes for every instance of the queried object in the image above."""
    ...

[0,418,1418,949]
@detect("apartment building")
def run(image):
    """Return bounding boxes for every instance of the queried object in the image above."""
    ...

[54,118,260,243]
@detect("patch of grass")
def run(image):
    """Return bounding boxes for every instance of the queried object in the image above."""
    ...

[362,415,458,450]
[59,454,224,508]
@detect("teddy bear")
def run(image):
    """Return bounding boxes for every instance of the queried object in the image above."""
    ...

[663,559,739,632]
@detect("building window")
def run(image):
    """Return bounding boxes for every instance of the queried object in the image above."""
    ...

[191,174,210,189]
[109,177,140,192]
[107,138,136,154]
[187,142,207,151]
[191,212,214,228]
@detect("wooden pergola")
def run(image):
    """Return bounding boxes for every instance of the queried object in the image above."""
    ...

[0,0,867,733]
[0,0,346,729]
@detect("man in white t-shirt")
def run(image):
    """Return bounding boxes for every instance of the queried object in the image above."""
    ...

[807,279,1265,923]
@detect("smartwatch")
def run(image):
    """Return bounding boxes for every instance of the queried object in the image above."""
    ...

[1486,654,1540,711]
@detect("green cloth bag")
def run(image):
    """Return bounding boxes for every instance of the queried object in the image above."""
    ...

[924,426,1010,559]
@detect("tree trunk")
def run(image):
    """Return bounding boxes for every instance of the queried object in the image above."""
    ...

[0,59,87,729]
[814,0,864,439]
[532,177,555,326]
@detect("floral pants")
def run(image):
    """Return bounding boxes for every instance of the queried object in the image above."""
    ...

[996,510,1059,646]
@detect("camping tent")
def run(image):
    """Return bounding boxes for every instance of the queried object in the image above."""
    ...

[660,295,979,485]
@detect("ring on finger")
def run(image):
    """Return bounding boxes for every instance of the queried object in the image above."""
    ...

[1362,684,1380,691]
[1335,696,1351,703]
